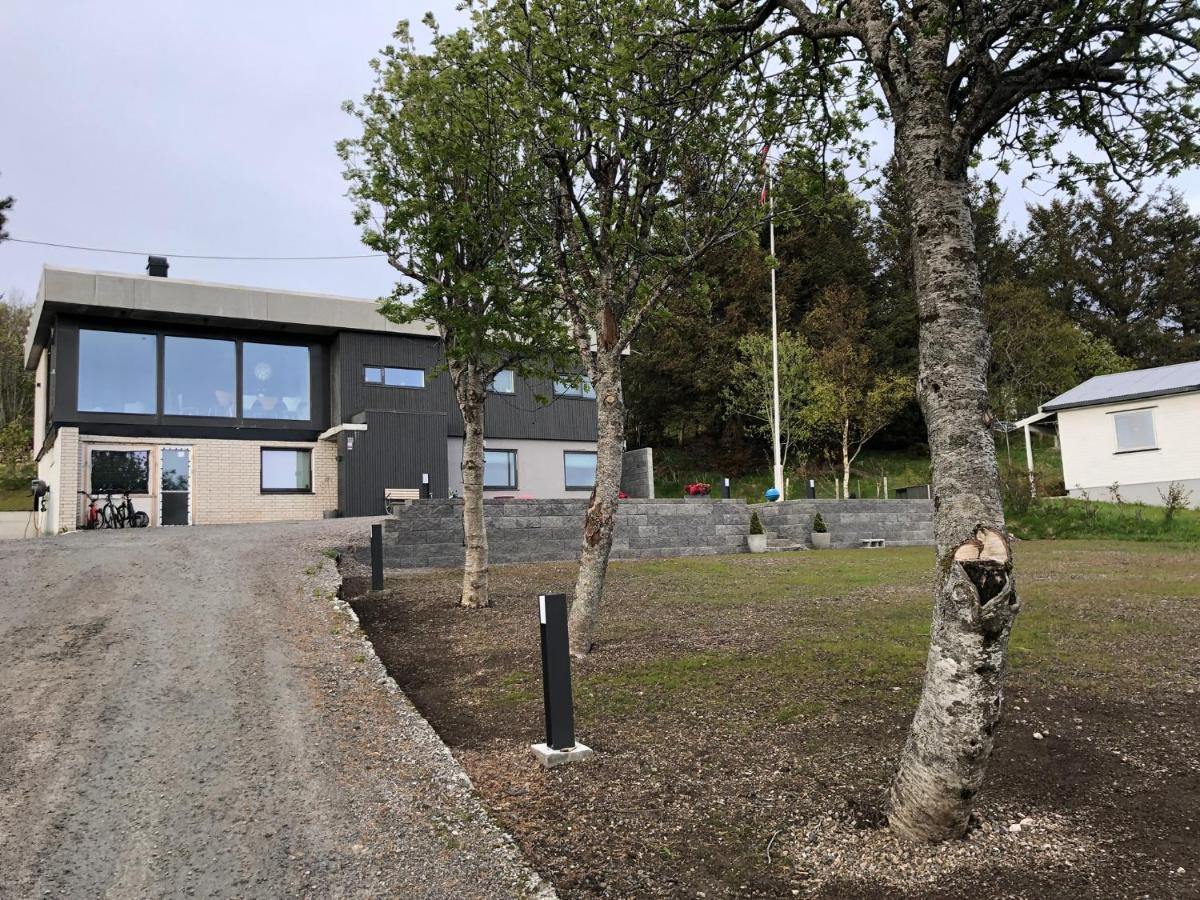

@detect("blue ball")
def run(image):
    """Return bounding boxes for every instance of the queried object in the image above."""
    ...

[764,487,781,502]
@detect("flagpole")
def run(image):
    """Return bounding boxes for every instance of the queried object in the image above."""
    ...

[767,155,783,498]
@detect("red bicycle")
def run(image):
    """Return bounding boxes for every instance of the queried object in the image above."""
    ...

[78,490,101,529]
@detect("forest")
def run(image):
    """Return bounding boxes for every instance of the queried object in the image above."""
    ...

[626,161,1200,490]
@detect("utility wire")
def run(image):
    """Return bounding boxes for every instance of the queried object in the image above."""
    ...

[6,237,385,261]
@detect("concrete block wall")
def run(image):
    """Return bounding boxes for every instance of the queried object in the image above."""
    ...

[756,499,933,548]
[620,447,655,498]
[382,497,750,568]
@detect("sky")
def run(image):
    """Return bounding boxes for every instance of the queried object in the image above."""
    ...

[2,2,1198,305]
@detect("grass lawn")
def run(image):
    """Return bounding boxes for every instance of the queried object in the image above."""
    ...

[0,464,36,512]
[348,542,1199,899]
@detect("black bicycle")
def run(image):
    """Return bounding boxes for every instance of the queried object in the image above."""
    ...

[96,492,149,528]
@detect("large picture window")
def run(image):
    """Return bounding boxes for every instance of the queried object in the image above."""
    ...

[261,448,312,493]
[243,343,311,421]
[484,450,518,490]
[489,370,515,394]
[90,449,151,494]
[564,451,598,490]
[1113,408,1157,452]
[77,329,157,414]
[164,336,236,417]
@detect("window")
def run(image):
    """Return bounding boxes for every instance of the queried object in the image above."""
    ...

[564,451,598,490]
[78,329,157,414]
[1113,408,1157,452]
[364,365,425,389]
[90,449,150,494]
[261,448,312,493]
[164,336,236,417]
[489,370,515,394]
[554,375,595,399]
[243,343,311,420]
[484,450,518,490]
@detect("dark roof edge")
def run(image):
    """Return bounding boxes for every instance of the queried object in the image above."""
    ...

[1042,384,1200,412]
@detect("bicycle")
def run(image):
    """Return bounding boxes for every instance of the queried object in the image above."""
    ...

[78,491,101,529]
[117,492,150,528]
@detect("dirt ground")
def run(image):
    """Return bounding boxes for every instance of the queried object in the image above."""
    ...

[348,541,1200,899]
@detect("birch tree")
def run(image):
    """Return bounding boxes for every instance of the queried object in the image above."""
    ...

[340,18,570,609]
[722,0,1200,840]
[501,0,773,656]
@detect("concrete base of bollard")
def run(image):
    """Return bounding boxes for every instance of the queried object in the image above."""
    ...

[530,741,594,769]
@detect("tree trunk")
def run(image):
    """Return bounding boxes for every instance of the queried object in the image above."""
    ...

[841,418,851,500]
[456,372,490,609]
[885,118,1020,842]
[568,350,624,656]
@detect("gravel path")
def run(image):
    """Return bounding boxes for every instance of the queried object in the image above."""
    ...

[0,520,552,899]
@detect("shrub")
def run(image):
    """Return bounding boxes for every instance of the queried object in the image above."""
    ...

[1159,481,1193,525]
[749,511,764,535]
[812,511,828,533]
[684,482,712,496]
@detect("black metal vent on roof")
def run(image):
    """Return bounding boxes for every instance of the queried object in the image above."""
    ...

[146,255,169,277]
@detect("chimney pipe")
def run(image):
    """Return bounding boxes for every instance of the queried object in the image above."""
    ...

[146,255,169,277]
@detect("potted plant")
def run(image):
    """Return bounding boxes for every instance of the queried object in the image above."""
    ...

[810,511,831,549]
[684,482,712,500]
[747,511,767,553]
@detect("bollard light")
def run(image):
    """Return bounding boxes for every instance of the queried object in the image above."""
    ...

[370,523,384,591]
[721,477,731,499]
[807,478,816,499]
[530,593,594,768]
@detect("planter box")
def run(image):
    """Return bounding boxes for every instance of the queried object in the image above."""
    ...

[811,532,831,549]
[746,533,768,553]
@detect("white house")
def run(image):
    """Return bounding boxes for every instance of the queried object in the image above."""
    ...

[1040,360,1200,507]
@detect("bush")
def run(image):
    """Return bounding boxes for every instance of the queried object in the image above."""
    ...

[812,511,828,533]
[749,511,764,535]
[1159,482,1194,525]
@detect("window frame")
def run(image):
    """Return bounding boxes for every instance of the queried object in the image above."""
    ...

[163,334,237,419]
[259,447,314,495]
[76,327,159,417]
[563,450,598,491]
[483,448,519,490]
[1110,406,1159,454]
[363,364,426,390]
[489,370,516,394]
[553,375,596,399]
[88,447,152,495]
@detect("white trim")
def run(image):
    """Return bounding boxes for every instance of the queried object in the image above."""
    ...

[318,423,368,442]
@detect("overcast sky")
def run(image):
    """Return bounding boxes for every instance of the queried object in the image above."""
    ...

[3,2,1197,305]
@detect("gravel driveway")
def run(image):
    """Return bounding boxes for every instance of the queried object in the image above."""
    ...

[0,520,551,899]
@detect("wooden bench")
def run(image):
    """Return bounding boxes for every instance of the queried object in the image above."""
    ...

[384,488,421,515]
[861,538,886,548]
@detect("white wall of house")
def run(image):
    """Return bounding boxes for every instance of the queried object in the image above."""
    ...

[1059,391,1200,506]
[446,437,599,499]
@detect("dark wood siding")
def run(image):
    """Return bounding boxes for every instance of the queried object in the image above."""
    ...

[332,331,597,442]
[338,410,449,517]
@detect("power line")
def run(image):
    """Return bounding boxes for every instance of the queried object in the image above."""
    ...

[6,237,385,261]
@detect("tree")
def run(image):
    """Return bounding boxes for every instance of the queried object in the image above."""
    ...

[504,0,769,656]
[0,293,33,439]
[722,331,822,472]
[1023,185,1200,365]
[726,0,1199,840]
[339,18,571,609]
[804,287,913,496]
[986,282,1130,419]
[0,177,12,243]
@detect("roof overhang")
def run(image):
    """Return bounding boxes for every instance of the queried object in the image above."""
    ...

[24,266,438,370]
[1042,386,1200,413]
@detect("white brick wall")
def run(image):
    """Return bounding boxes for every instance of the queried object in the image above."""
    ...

[57,434,338,529]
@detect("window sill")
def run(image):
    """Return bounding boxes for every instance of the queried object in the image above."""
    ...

[261,489,315,495]
[565,486,595,492]
[1113,447,1160,455]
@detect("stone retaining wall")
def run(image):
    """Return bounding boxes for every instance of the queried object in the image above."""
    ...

[382,498,749,568]
[756,499,933,549]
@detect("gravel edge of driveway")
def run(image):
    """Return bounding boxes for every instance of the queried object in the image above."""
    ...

[309,545,557,900]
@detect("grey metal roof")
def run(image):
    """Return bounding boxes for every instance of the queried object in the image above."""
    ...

[1042,360,1200,412]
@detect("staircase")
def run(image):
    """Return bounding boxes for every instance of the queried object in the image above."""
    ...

[764,530,808,552]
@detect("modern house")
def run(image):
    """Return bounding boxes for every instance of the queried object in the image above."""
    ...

[1037,360,1200,506]
[25,262,599,533]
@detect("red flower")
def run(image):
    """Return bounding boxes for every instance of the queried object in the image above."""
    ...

[684,482,711,496]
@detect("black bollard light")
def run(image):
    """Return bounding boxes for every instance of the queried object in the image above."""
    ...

[807,478,816,499]
[721,477,731,499]
[421,472,431,499]
[530,593,594,767]
[371,523,384,591]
